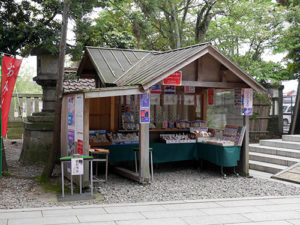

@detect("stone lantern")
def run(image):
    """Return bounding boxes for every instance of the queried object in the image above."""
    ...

[20,48,57,164]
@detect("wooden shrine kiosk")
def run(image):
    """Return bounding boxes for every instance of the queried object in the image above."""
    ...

[61,43,266,184]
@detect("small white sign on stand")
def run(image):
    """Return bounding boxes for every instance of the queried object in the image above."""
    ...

[71,158,84,175]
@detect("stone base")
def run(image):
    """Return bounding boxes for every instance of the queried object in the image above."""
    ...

[20,113,54,165]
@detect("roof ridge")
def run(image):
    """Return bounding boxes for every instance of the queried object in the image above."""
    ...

[85,46,159,53]
[153,42,211,55]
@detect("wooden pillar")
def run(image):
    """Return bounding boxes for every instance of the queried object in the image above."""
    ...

[241,115,249,176]
[60,96,68,157]
[139,120,150,183]
[110,96,116,131]
[83,98,90,184]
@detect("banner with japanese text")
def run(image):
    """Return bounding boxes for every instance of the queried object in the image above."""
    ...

[1,56,22,136]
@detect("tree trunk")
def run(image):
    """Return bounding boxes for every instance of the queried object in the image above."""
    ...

[41,0,70,179]
[1,142,8,172]
[170,0,181,48]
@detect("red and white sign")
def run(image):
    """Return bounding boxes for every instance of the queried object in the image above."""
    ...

[1,56,22,136]
[163,71,182,86]
[208,89,214,105]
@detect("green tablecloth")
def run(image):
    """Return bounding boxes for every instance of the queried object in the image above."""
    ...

[100,144,138,163]
[151,143,197,163]
[197,143,241,167]
[98,142,241,167]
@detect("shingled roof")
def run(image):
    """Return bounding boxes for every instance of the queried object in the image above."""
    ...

[78,43,266,93]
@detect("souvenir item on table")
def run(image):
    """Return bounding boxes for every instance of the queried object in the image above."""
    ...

[168,121,175,128]
[223,125,240,143]
[122,107,136,130]
[108,132,139,145]
[235,126,246,146]
[205,139,235,146]
[89,130,110,145]
[190,121,208,133]
[162,120,168,129]
[160,133,196,144]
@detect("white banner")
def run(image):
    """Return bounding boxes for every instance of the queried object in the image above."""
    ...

[242,88,253,115]
[71,158,84,175]
[75,94,84,141]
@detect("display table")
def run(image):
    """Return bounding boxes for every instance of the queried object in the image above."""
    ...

[197,143,241,167]
[100,143,197,163]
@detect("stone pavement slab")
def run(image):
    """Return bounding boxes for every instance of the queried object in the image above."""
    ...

[77,212,145,223]
[182,213,251,225]
[42,207,106,217]
[104,205,165,214]
[141,209,205,219]
[288,219,300,225]
[228,221,292,225]
[242,211,300,221]
[256,203,300,212]
[161,202,220,210]
[201,205,260,215]
[117,218,187,225]
[0,210,42,219]
[2,196,300,225]
[7,216,78,225]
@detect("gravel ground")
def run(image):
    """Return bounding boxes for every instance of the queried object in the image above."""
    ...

[1,139,300,209]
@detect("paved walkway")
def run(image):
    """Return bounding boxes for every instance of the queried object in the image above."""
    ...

[1,196,300,225]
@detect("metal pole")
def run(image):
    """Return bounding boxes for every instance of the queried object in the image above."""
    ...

[0,54,3,179]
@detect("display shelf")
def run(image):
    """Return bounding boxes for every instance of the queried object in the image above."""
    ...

[150,128,190,132]
[118,130,139,132]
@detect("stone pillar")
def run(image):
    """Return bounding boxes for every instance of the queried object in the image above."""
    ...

[20,49,58,164]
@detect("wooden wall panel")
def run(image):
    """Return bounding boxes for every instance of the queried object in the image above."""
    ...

[181,61,196,81]
[89,96,122,131]
[89,97,111,130]
[197,55,221,82]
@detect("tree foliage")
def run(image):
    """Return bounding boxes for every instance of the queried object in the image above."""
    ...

[275,0,300,78]
[1,0,298,84]
[206,0,293,84]
[0,0,103,56]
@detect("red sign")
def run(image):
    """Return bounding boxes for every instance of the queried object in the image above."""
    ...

[1,56,22,136]
[208,89,214,105]
[163,71,182,86]
[77,139,83,155]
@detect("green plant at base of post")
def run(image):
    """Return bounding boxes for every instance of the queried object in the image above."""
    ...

[0,54,3,179]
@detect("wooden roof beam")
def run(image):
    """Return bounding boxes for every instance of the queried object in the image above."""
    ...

[182,81,248,89]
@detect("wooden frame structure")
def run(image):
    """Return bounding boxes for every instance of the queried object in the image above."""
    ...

[61,44,266,184]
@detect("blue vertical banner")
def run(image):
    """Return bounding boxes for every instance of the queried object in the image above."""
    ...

[140,93,150,123]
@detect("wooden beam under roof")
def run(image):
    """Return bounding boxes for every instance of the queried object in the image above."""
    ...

[84,86,143,99]
[182,81,248,89]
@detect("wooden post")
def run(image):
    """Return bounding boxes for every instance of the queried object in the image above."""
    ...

[139,123,150,183]
[83,98,90,184]
[110,96,116,131]
[202,89,207,121]
[241,115,249,176]
[60,96,68,158]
